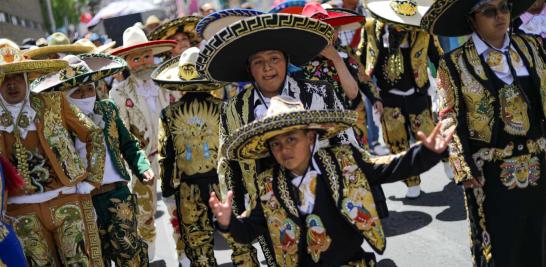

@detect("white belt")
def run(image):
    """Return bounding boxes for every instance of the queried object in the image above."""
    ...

[388,88,415,96]
[7,186,77,205]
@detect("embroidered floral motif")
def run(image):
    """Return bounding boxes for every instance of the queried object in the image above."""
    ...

[305,215,331,263]
[125,98,134,108]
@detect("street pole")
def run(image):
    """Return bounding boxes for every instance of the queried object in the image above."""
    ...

[45,0,56,32]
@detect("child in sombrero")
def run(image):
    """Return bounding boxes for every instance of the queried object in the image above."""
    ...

[209,95,455,266]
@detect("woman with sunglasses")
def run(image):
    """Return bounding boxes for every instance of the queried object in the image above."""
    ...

[421,0,546,266]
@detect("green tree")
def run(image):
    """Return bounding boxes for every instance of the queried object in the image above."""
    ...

[40,0,89,32]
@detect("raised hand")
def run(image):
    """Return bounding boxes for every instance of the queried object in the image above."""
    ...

[416,123,456,155]
[209,191,234,228]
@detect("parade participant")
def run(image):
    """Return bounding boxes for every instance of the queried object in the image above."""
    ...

[200,3,216,16]
[109,25,178,261]
[30,53,152,266]
[358,0,447,198]
[210,96,454,266]
[196,12,357,266]
[22,32,93,60]
[153,47,259,267]
[421,0,544,266]
[0,155,27,267]
[148,16,202,59]
[144,15,161,35]
[0,39,106,266]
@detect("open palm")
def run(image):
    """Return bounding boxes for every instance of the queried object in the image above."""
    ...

[209,191,233,228]
[416,123,456,154]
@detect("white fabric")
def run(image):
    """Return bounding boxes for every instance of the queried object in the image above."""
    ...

[290,138,322,215]
[382,28,410,48]
[472,33,529,84]
[253,78,290,120]
[0,73,37,139]
[135,79,160,113]
[7,186,77,204]
[389,88,415,96]
[75,137,125,186]
[76,182,95,194]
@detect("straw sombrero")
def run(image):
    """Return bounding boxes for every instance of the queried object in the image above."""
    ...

[223,95,357,160]
[302,2,365,31]
[109,26,176,57]
[269,0,307,14]
[22,32,94,59]
[152,47,224,91]
[196,9,264,40]
[196,13,334,82]
[148,16,202,45]
[74,38,116,54]
[421,0,535,36]
[30,53,126,93]
[0,39,67,78]
[366,0,434,27]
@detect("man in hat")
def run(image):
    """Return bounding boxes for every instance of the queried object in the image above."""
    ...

[421,0,545,265]
[30,53,152,266]
[154,47,259,267]
[358,0,448,198]
[109,25,179,261]
[0,39,106,266]
[197,13,359,266]
[23,32,94,60]
[210,96,454,266]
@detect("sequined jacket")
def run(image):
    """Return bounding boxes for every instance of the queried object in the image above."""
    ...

[0,92,105,188]
[437,34,546,183]
[94,99,151,182]
[227,144,443,266]
[159,92,221,197]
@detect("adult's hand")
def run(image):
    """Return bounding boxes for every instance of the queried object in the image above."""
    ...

[209,191,233,228]
[142,169,155,184]
[416,123,456,154]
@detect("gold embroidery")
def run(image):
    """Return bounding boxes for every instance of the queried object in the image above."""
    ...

[381,107,408,147]
[14,214,55,266]
[305,215,331,263]
[499,84,530,136]
[499,155,540,189]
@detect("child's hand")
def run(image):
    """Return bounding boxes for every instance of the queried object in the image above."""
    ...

[209,191,233,228]
[417,123,456,154]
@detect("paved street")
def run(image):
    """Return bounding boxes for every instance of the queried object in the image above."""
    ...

[153,162,472,267]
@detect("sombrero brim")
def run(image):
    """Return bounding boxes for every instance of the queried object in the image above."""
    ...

[22,45,95,59]
[148,16,202,41]
[30,53,127,93]
[223,110,358,160]
[109,40,176,57]
[367,0,434,27]
[196,9,265,40]
[0,59,68,75]
[323,8,365,31]
[421,0,535,36]
[269,0,307,14]
[95,41,116,53]
[197,14,334,82]
[151,56,224,91]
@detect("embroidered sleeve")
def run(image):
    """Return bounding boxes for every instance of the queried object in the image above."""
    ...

[158,108,176,197]
[437,59,477,183]
[63,94,105,187]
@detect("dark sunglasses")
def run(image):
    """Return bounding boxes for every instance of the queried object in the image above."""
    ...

[476,2,513,18]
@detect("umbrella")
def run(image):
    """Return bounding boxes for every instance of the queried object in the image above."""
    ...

[87,0,157,28]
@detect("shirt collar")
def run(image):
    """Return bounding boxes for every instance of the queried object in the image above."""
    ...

[253,77,290,104]
[472,32,511,55]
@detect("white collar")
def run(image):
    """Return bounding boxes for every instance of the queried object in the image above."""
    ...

[472,32,511,55]
[253,77,291,105]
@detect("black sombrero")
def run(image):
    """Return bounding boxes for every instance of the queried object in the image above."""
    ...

[196,13,334,82]
[421,0,535,36]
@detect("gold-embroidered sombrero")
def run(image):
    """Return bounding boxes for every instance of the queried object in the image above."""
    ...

[421,0,535,36]
[196,13,334,82]
[109,26,176,57]
[148,16,202,45]
[366,0,434,27]
[22,32,94,59]
[223,95,357,160]
[152,47,224,91]
[0,39,68,79]
[30,53,127,93]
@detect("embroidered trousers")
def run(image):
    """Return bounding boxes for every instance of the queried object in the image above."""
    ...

[131,154,159,244]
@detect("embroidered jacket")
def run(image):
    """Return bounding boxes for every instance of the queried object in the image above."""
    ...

[0,92,105,190]
[159,92,221,197]
[227,144,443,266]
[94,99,151,181]
[437,34,546,183]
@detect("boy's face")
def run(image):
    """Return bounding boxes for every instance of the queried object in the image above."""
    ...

[0,73,27,104]
[268,129,315,176]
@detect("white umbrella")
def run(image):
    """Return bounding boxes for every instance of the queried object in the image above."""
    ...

[87,0,157,28]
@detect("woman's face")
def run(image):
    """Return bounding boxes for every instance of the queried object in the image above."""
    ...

[248,50,287,98]
[268,129,315,176]
[471,0,511,41]
[69,83,96,99]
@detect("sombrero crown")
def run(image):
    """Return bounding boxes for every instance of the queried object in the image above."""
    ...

[301,2,365,31]
[23,32,94,60]
[0,39,67,78]
[148,16,202,45]
[152,47,224,91]
[367,0,434,27]
[109,26,176,57]
[196,13,334,82]
[222,95,357,160]
[196,9,264,40]
[269,0,307,14]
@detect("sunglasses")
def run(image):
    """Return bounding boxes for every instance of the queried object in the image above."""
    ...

[475,2,513,18]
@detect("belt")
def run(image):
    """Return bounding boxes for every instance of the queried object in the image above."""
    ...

[91,181,127,196]
[387,88,415,96]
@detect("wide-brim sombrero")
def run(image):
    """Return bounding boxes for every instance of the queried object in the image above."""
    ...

[30,53,127,93]
[22,44,94,59]
[148,16,203,44]
[151,56,224,91]
[0,55,67,76]
[269,0,307,14]
[223,109,358,160]
[421,0,535,36]
[324,8,365,31]
[109,40,176,57]
[196,13,334,82]
[196,9,264,40]
[367,0,434,27]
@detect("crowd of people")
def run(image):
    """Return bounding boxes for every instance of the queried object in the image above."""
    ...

[0,0,545,266]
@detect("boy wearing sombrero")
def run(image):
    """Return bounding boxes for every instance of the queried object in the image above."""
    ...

[153,47,259,267]
[0,39,106,266]
[196,13,358,266]
[357,0,448,199]
[109,25,180,259]
[422,0,546,265]
[210,95,454,266]
[30,53,152,266]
